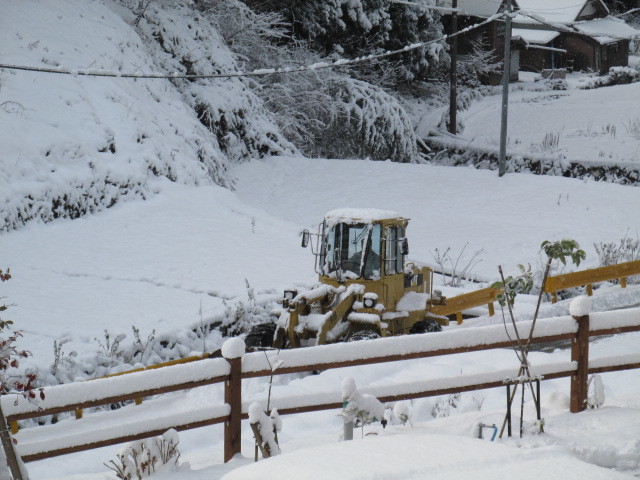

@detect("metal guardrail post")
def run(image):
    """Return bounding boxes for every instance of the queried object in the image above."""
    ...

[343,420,354,441]
[570,314,590,413]
[505,384,512,437]
[224,356,242,462]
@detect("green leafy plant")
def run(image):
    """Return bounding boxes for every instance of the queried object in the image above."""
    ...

[491,264,533,307]
[497,239,585,439]
[541,239,586,267]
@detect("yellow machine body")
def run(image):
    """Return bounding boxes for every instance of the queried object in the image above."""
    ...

[274,209,443,348]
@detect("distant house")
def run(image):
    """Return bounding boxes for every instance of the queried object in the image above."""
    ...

[513,0,640,74]
[437,0,519,83]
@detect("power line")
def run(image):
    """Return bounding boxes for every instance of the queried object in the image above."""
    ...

[0,13,504,81]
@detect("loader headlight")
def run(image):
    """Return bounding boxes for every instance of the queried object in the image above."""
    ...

[363,297,376,309]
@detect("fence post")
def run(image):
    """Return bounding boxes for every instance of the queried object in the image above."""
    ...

[570,314,589,413]
[0,402,25,480]
[223,338,244,463]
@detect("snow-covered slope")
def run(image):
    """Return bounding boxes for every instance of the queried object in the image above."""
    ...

[417,72,640,165]
[0,0,291,233]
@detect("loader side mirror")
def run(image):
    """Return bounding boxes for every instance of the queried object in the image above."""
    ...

[400,238,409,256]
[301,229,310,248]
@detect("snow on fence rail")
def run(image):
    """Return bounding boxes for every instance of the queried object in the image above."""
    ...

[4,308,640,464]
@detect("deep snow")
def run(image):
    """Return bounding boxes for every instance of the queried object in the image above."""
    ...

[3,155,640,479]
[2,1,640,478]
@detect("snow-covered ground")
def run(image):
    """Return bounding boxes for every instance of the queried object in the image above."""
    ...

[417,67,640,164]
[3,155,640,479]
[2,2,640,477]
[4,156,640,362]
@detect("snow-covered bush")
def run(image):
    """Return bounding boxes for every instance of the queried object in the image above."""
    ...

[594,235,640,284]
[105,429,183,479]
[581,65,640,89]
[623,116,640,139]
[341,377,386,428]
[430,393,483,418]
[432,244,484,287]
[391,401,412,426]
[529,131,562,154]
[594,235,640,266]
[607,66,640,85]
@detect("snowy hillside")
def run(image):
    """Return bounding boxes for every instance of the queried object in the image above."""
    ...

[0,0,291,233]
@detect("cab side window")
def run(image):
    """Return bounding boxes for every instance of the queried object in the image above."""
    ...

[385,226,405,275]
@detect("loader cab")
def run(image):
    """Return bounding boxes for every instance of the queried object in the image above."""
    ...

[303,210,409,305]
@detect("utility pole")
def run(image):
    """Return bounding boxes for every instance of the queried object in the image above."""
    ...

[498,0,512,177]
[448,0,458,135]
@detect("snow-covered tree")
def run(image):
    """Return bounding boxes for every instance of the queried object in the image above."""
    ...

[206,0,420,162]
[317,78,418,162]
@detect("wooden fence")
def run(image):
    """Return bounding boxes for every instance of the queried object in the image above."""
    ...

[4,307,640,464]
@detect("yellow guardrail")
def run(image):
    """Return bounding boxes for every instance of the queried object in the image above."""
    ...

[430,286,503,325]
[544,260,640,303]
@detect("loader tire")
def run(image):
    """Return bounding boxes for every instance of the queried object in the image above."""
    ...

[409,319,442,334]
[347,330,381,342]
[245,322,277,349]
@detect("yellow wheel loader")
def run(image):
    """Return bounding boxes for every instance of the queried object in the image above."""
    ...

[246,209,450,349]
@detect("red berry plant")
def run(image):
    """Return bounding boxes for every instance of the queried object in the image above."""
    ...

[0,268,44,402]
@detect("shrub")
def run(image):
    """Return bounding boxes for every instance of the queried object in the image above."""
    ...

[105,429,182,479]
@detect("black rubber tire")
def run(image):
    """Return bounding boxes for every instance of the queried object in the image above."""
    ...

[347,329,381,342]
[409,319,442,334]
[245,322,277,349]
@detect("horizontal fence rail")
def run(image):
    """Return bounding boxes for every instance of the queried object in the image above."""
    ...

[4,357,230,422]
[430,286,503,324]
[5,307,640,464]
[545,260,640,303]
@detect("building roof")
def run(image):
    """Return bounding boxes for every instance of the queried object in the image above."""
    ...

[512,28,560,45]
[514,0,608,25]
[437,0,503,18]
[572,17,640,44]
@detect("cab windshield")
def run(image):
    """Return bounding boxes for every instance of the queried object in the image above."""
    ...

[321,222,381,280]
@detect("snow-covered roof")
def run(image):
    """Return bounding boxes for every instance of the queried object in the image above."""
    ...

[515,0,608,25]
[438,0,502,18]
[573,17,640,44]
[324,208,406,224]
[512,27,560,45]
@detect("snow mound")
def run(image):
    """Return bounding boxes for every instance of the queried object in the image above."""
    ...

[221,337,245,359]
[570,295,592,317]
